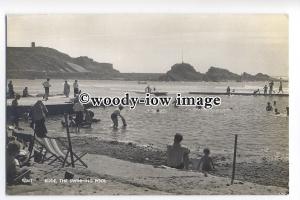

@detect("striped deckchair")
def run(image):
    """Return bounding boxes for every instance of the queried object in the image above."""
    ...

[35,136,88,168]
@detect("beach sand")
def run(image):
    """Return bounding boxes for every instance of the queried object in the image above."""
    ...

[60,136,289,188]
[6,135,288,195]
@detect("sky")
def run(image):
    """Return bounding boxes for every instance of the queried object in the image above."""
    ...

[7,14,288,76]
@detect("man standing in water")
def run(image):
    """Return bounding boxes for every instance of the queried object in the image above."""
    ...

[167,133,190,170]
[42,78,51,100]
[111,105,127,128]
[73,80,79,97]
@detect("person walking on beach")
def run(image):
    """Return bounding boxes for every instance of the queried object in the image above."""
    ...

[11,94,21,129]
[63,81,70,98]
[266,102,273,111]
[111,105,127,128]
[196,148,215,177]
[269,81,274,95]
[73,80,79,97]
[8,80,15,98]
[42,78,51,101]
[167,133,190,170]
[263,85,268,95]
[73,98,84,133]
[30,100,48,138]
[278,78,283,94]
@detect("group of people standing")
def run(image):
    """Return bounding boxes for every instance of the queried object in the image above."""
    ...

[43,78,80,100]
[63,79,79,98]
[7,78,81,100]
[263,79,284,95]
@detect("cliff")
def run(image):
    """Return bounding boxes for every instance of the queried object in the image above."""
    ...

[159,63,205,81]
[7,47,119,79]
[159,63,275,82]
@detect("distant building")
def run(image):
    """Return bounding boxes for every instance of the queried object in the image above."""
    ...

[31,42,35,48]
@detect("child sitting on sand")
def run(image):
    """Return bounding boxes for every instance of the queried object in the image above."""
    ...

[196,148,215,177]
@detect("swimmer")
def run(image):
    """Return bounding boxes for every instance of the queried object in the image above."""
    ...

[266,102,273,111]
[274,108,280,115]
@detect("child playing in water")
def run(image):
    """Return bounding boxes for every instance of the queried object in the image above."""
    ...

[196,148,215,177]
[111,105,127,128]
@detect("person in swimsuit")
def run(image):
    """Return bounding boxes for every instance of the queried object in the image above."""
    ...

[196,148,215,177]
[111,105,126,128]
[167,133,190,170]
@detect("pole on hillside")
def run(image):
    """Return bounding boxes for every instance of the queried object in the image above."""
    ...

[64,113,75,167]
[231,134,238,185]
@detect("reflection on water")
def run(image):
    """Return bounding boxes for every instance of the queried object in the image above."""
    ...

[12,79,289,163]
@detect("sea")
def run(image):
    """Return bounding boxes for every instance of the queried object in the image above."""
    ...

[11,79,289,163]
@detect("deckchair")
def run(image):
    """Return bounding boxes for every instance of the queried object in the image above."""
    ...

[35,136,88,168]
[11,129,88,168]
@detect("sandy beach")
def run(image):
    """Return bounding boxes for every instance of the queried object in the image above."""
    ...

[6,152,288,195]
[6,133,288,195]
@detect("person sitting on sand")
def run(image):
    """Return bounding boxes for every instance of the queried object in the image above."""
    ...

[167,133,190,170]
[266,102,273,111]
[111,105,127,128]
[274,108,280,115]
[6,141,31,184]
[196,148,215,177]
[22,87,29,97]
